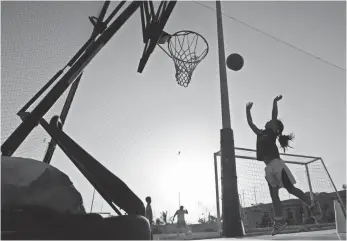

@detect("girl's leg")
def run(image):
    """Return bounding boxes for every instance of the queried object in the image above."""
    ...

[268,182,287,235]
[282,169,322,217]
[281,170,311,205]
[268,182,282,218]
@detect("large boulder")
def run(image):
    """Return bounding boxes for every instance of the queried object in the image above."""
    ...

[1,156,85,214]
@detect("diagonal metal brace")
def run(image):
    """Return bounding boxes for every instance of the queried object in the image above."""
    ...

[42,73,83,164]
[39,118,145,216]
[1,1,142,157]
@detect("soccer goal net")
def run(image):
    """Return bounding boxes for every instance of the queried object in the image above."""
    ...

[214,147,345,235]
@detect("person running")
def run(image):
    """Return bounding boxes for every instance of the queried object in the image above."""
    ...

[173,206,188,235]
[145,196,153,239]
[246,95,321,236]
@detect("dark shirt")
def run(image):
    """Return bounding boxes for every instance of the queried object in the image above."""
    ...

[256,129,280,164]
[145,204,153,224]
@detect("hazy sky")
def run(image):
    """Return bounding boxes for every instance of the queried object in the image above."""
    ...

[1,1,346,223]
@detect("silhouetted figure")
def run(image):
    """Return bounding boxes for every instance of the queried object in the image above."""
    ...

[173,206,188,236]
[145,196,153,240]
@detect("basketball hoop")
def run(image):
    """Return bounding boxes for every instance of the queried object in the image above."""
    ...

[158,30,209,87]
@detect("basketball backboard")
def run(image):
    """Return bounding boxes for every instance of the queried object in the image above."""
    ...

[137,1,177,73]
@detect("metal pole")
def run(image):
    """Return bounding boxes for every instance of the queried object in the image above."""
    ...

[242,190,245,207]
[90,188,96,213]
[235,147,320,160]
[43,73,82,164]
[305,164,315,204]
[216,0,243,237]
[179,192,181,207]
[216,0,231,129]
[319,158,346,217]
[214,153,221,234]
[1,1,143,157]
[236,155,306,165]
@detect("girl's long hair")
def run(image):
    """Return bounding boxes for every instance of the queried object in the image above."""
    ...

[276,120,295,152]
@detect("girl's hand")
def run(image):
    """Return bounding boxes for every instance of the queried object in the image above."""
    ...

[246,102,253,110]
[274,95,283,102]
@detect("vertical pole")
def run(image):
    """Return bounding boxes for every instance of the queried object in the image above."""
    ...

[220,151,224,227]
[319,159,346,217]
[179,192,181,207]
[90,188,96,213]
[242,190,245,208]
[214,153,221,234]
[305,164,314,204]
[216,0,231,129]
[216,0,243,237]
[242,190,247,227]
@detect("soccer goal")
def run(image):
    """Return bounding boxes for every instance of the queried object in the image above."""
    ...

[214,147,346,235]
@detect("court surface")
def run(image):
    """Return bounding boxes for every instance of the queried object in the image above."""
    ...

[154,229,345,240]
[219,230,345,240]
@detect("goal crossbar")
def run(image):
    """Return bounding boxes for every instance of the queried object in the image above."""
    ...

[234,155,318,165]
[215,147,321,161]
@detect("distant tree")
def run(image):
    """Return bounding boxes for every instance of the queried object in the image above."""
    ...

[207,213,217,223]
[198,217,207,224]
[160,211,168,225]
[156,218,163,225]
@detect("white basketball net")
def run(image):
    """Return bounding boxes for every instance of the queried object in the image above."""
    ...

[159,31,209,87]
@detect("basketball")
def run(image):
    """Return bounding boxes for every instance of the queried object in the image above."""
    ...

[226,53,244,71]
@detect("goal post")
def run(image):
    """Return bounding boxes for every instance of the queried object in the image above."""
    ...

[214,147,346,235]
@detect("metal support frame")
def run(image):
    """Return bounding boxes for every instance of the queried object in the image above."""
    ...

[2,1,177,220]
[305,164,315,204]
[138,1,176,73]
[43,73,82,164]
[236,155,306,165]
[90,188,96,213]
[1,1,143,157]
[13,1,175,165]
[15,1,121,165]
[319,158,346,217]
[17,1,113,118]
[17,1,111,165]
[17,70,65,116]
[2,0,177,158]
[38,117,146,216]
[235,147,320,160]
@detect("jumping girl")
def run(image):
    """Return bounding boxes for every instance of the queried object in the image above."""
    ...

[246,95,321,236]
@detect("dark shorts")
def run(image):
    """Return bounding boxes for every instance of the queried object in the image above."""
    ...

[177,221,186,228]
